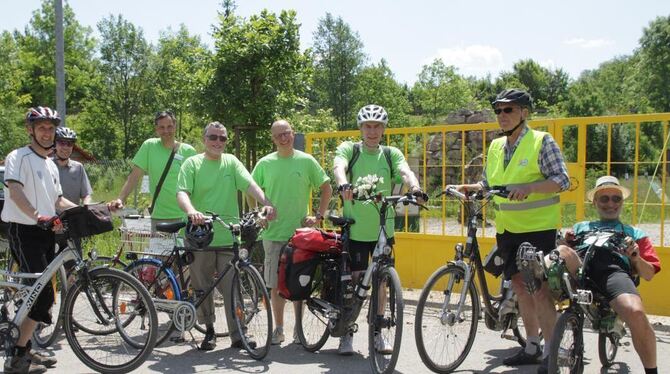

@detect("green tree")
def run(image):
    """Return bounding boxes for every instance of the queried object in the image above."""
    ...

[0,32,29,157]
[352,59,411,126]
[412,59,473,122]
[312,13,366,130]
[638,15,670,112]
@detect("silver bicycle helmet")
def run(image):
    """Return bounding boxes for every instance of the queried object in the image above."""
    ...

[356,104,389,127]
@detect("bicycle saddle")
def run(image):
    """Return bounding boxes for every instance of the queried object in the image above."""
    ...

[156,221,187,233]
[328,215,355,227]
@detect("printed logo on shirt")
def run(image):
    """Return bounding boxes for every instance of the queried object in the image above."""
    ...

[518,159,528,167]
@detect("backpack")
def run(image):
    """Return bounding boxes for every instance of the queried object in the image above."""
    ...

[347,142,395,186]
[277,244,320,301]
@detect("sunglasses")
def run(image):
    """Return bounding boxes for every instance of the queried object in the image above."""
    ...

[597,195,623,204]
[56,140,74,147]
[494,107,515,115]
[206,134,228,142]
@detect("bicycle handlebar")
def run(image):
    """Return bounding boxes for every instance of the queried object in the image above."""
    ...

[442,185,510,201]
[353,192,429,210]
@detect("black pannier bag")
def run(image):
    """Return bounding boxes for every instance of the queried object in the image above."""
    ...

[61,204,114,238]
[277,244,320,301]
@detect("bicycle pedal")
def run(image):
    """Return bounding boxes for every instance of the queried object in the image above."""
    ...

[575,289,593,305]
[501,333,518,341]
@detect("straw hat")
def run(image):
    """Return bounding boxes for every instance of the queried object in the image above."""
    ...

[586,176,631,202]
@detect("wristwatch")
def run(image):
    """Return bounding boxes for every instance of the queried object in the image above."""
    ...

[315,212,324,221]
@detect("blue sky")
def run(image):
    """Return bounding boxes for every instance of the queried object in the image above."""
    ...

[2,0,669,84]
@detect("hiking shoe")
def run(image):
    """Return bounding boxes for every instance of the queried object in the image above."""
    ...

[338,333,354,355]
[3,355,47,374]
[271,327,285,345]
[199,330,216,351]
[374,332,393,354]
[502,347,541,366]
[26,341,57,368]
[230,339,257,349]
[537,355,549,374]
[516,242,545,295]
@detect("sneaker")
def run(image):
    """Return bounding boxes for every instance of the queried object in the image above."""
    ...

[230,339,257,349]
[26,341,57,368]
[502,347,541,366]
[292,328,300,344]
[338,334,354,355]
[3,355,47,374]
[516,242,545,295]
[537,355,549,374]
[271,327,285,345]
[373,332,393,354]
[199,330,216,351]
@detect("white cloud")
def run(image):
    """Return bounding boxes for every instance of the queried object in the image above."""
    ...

[425,45,504,77]
[563,38,614,49]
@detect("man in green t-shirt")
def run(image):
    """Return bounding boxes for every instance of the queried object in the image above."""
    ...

[110,111,197,229]
[252,119,332,346]
[333,104,423,355]
[177,121,275,351]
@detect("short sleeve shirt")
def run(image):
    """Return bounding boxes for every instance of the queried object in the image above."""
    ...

[2,146,62,225]
[177,154,253,246]
[252,150,330,241]
[54,159,92,205]
[132,139,197,219]
[333,141,408,241]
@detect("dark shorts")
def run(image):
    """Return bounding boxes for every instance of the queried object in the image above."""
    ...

[348,237,395,272]
[496,229,557,278]
[7,222,56,324]
[589,269,639,302]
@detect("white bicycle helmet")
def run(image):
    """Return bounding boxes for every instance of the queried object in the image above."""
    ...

[356,104,388,127]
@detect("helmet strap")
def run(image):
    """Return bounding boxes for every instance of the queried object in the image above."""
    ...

[499,118,525,137]
[30,134,55,151]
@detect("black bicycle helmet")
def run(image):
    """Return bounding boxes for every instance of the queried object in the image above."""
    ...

[185,220,214,249]
[55,126,77,142]
[25,106,61,125]
[491,89,533,109]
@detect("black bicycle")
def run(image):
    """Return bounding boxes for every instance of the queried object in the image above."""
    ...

[125,210,272,359]
[414,186,531,373]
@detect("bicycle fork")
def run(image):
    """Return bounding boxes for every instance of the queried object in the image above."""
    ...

[441,263,474,325]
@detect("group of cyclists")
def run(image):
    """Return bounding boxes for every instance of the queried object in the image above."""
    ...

[0,88,661,373]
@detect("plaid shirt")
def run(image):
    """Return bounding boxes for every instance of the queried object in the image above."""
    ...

[481,126,570,191]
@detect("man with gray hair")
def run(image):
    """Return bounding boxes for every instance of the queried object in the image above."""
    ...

[252,119,332,345]
[177,121,276,351]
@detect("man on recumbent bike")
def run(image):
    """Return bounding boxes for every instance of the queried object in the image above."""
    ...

[525,176,661,374]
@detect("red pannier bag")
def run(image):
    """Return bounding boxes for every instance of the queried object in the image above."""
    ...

[289,228,342,253]
[277,245,319,301]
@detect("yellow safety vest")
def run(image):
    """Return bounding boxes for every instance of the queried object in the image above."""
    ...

[487,129,560,234]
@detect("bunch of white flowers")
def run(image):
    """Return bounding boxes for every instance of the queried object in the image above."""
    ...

[353,174,384,200]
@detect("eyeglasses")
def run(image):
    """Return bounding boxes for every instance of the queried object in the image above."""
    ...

[206,134,228,142]
[273,131,293,139]
[56,140,74,147]
[597,195,623,204]
[494,107,515,115]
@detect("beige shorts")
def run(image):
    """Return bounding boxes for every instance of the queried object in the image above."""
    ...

[262,240,287,289]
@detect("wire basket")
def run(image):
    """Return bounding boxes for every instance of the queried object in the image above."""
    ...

[120,216,179,256]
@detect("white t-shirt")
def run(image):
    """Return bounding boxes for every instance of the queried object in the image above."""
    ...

[1,146,62,225]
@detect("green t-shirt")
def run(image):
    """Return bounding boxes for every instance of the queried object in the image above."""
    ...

[333,141,408,241]
[132,138,197,219]
[252,150,330,241]
[177,153,253,247]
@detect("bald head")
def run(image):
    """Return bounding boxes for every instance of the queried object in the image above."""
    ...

[271,120,292,132]
[271,119,295,155]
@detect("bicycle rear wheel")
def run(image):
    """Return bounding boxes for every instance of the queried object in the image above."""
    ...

[63,267,158,374]
[548,310,584,374]
[369,266,403,374]
[231,264,272,360]
[296,262,329,351]
[32,264,67,348]
[414,264,480,373]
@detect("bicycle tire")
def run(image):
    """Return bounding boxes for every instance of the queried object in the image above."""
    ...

[63,267,158,373]
[598,332,619,368]
[231,264,272,360]
[296,261,329,351]
[368,266,404,374]
[125,259,180,346]
[414,264,480,373]
[548,310,584,374]
[32,264,68,348]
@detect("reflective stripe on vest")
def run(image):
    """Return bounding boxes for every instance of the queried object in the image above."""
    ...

[487,129,561,233]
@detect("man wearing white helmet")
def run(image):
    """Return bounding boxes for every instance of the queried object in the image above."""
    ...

[333,104,424,355]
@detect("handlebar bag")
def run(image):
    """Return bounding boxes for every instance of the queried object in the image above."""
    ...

[277,244,320,301]
[61,203,114,238]
[289,228,342,253]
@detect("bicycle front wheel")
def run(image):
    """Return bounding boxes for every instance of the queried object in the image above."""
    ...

[368,266,403,374]
[231,264,272,360]
[598,332,619,367]
[548,310,584,374]
[63,267,158,374]
[33,264,68,348]
[414,265,480,373]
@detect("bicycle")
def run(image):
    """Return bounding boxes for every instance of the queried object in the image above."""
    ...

[546,228,628,373]
[0,206,158,373]
[297,192,424,374]
[126,210,272,359]
[414,186,531,373]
